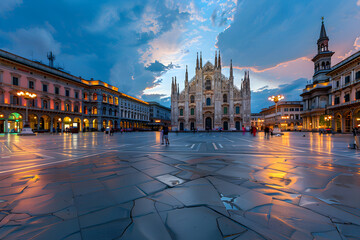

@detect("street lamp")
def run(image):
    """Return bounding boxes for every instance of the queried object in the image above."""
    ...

[17,91,37,135]
[268,95,284,133]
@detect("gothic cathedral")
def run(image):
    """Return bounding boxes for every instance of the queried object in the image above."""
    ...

[171,51,251,131]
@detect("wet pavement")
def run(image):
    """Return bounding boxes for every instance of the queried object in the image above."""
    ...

[0,131,359,239]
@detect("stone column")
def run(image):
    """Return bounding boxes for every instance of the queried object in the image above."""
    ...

[50,117,53,133]
[4,119,8,133]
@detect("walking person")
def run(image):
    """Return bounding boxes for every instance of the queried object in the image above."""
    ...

[160,127,164,145]
[163,123,170,145]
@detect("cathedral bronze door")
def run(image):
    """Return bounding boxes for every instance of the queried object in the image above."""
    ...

[205,117,212,130]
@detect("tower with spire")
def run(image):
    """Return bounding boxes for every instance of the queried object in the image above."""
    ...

[171,51,251,131]
[312,17,334,83]
[300,18,335,132]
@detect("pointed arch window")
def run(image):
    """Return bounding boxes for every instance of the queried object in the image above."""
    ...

[190,95,195,103]
[205,79,211,90]
[223,94,227,103]
[190,108,194,115]
[236,106,240,114]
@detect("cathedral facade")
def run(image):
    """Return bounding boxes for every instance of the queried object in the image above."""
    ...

[171,52,251,131]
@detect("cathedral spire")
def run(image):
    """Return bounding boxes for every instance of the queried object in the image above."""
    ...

[230,59,233,78]
[200,52,202,69]
[215,51,218,68]
[218,50,221,69]
[317,17,329,53]
[185,65,188,84]
[196,52,199,69]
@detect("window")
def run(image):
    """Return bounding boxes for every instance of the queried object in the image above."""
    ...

[115,97,119,105]
[109,109,112,116]
[191,108,194,115]
[336,81,339,88]
[334,96,340,105]
[103,94,107,102]
[43,84,48,92]
[84,106,88,114]
[29,81,34,89]
[224,107,228,114]
[65,89,70,97]
[236,106,240,114]
[93,93,97,100]
[180,109,183,116]
[114,109,117,116]
[103,107,106,115]
[356,71,360,80]
[92,106,98,114]
[223,94,227,103]
[55,87,59,95]
[83,92,88,100]
[29,99,36,107]
[75,92,79,99]
[190,95,195,103]
[345,76,350,85]
[42,100,48,109]
[284,108,288,112]
[205,79,211,90]
[206,98,211,106]
[344,93,350,102]
[12,77,19,86]
[65,103,70,111]
[55,102,60,110]
[300,108,303,111]
[290,108,295,111]
[109,96,113,104]
[295,108,299,111]
[11,95,20,105]
[74,105,79,112]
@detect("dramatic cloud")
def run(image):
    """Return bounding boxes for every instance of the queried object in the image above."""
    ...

[217,0,360,69]
[6,27,61,59]
[145,61,180,73]
[0,0,22,15]
[251,78,306,112]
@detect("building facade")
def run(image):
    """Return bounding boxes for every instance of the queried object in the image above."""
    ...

[251,113,264,130]
[0,49,150,133]
[260,101,303,131]
[148,101,171,130]
[327,51,360,132]
[171,52,251,131]
[301,20,334,131]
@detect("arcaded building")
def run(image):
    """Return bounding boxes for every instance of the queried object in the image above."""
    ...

[171,52,251,131]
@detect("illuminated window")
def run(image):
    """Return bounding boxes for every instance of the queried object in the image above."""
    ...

[93,93,97,100]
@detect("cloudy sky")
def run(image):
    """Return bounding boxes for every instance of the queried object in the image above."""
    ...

[1,0,360,112]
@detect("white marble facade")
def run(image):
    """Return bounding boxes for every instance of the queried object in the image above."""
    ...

[171,52,251,131]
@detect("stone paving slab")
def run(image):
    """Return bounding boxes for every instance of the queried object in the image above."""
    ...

[0,132,359,239]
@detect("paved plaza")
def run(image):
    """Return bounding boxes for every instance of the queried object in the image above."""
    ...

[0,132,359,240]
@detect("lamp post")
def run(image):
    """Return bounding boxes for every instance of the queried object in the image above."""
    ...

[17,91,37,135]
[268,95,284,133]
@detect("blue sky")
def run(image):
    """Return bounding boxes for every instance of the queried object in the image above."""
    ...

[1,0,360,112]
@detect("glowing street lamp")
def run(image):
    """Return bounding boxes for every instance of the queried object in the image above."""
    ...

[17,91,37,135]
[268,95,284,132]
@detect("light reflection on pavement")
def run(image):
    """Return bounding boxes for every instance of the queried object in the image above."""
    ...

[0,132,359,240]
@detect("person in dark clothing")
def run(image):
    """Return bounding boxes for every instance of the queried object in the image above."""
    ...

[264,126,270,139]
[163,123,170,145]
